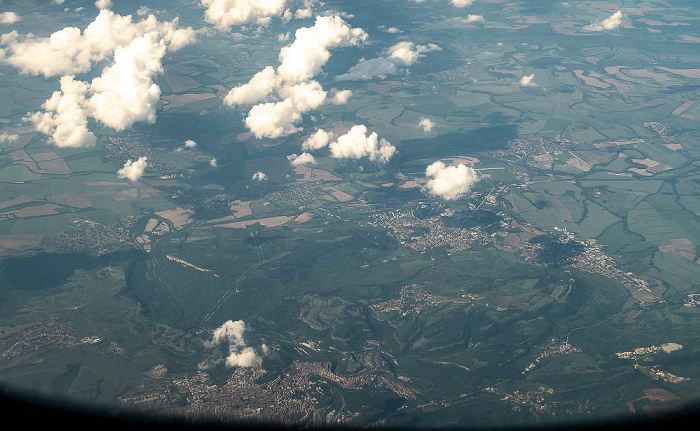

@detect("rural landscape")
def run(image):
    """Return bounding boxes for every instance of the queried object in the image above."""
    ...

[0,0,699,427]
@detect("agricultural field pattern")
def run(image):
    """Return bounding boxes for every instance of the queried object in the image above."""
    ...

[0,0,699,428]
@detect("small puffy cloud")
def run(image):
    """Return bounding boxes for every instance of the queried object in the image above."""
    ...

[294,9,312,19]
[252,171,267,181]
[462,15,484,23]
[95,0,112,9]
[384,27,402,34]
[585,10,623,31]
[425,161,479,200]
[176,139,197,152]
[302,128,334,150]
[117,156,148,182]
[288,152,316,165]
[203,320,262,368]
[520,74,535,86]
[0,132,19,143]
[91,0,110,9]
[419,117,434,132]
[226,347,262,367]
[201,0,287,30]
[337,41,440,81]
[0,13,21,24]
[209,158,218,167]
[137,7,158,17]
[54,0,66,4]
[331,89,352,105]
[452,0,474,7]
[328,125,396,163]
[389,41,439,66]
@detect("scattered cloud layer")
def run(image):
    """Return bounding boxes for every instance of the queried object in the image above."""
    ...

[1,9,193,77]
[585,10,623,31]
[117,157,148,182]
[5,9,195,147]
[336,41,440,81]
[425,161,479,200]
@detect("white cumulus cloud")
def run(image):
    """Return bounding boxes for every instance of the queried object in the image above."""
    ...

[328,125,396,163]
[461,14,484,23]
[225,15,366,138]
[117,156,148,182]
[11,11,195,148]
[302,128,334,151]
[0,9,194,77]
[0,132,19,143]
[28,76,96,148]
[184,139,197,148]
[520,74,535,86]
[86,34,166,131]
[0,12,21,24]
[585,10,623,31]
[276,15,367,83]
[224,66,278,106]
[203,320,262,368]
[95,0,112,10]
[452,0,474,8]
[201,0,287,30]
[252,171,267,181]
[288,152,316,165]
[419,117,434,132]
[425,161,479,200]
[331,89,352,105]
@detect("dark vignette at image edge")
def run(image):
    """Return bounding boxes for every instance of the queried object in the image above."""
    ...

[1,386,699,431]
